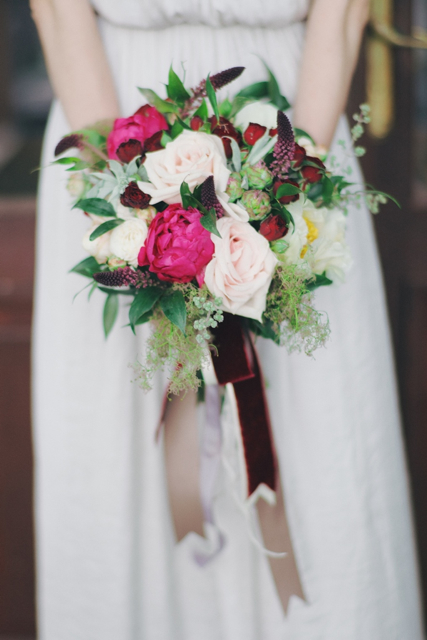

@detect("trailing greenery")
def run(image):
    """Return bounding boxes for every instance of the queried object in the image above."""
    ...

[132,284,223,394]
[263,264,330,356]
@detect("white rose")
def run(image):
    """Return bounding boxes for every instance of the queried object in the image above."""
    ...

[234,102,279,132]
[109,218,148,267]
[82,224,112,264]
[308,209,353,283]
[205,217,278,322]
[138,131,230,205]
[281,196,309,265]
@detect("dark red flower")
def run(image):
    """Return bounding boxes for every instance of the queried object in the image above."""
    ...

[259,214,288,242]
[107,105,168,160]
[243,123,267,146]
[54,134,83,157]
[269,127,278,137]
[190,116,204,131]
[301,156,325,183]
[273,179,300,205]
[292,143,306,169]
[120,182,151,209]
[209,116,242,158]
[116,139,144,163]
[144,130,164,152]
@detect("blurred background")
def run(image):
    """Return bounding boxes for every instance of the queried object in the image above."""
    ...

[0,0,426,637]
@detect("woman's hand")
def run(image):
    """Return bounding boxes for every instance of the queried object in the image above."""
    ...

[293,0,370,148]
[30,0,120,130]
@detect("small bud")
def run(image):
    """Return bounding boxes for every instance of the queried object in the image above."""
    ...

[241,190,271,220]
[225,172,244,202]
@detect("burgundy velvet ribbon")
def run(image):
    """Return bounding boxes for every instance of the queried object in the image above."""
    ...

[211,314,276,497]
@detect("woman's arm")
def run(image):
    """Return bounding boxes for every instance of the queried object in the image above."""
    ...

[293,0,370,148]
[30,0,120,130]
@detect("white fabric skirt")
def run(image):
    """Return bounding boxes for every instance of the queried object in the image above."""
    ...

[32,17,424,640]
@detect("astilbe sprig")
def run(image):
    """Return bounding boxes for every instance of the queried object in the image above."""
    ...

[200,176,224,218]
[270,111,295,180]
[93,267,159,289]
[181,66,245,117]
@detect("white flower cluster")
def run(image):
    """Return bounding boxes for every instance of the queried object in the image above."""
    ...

[280,195,353,284]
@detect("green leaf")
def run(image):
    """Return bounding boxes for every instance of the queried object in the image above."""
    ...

[167,66,191,103]
[260,59,290,111]
[97,285,135,296]
[138,88,178,114]
[219,97,232,119]
[52,157,90,172]
[236,81,269,100]
[74,198,116,217]
[160,290,187,335]
[82,129,107,148]
[206,75,220,121]
[194,99,208,120]
[89,218,124,241]
[129,286,163,331]
[135,309,153,325]
[175,116,192,131]
[275,183,301,199]
[54,156,82,165]
[306,182,323,201]
[170,120,184,139]
[103,293,119,338]
[180,181,192,208]
[294,128,315,144]
[246,318,280,345]
[321,176,334,203]
[276,205,295,230]
[161,131,173,146]
[306,272,333,291]
[70,256,101,278]
[200,208,221,238]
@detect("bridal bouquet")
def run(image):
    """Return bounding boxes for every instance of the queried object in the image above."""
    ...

[55,65,388,394]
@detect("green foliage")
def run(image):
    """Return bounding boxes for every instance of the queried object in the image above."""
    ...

[263,264,330,356]
[138,87,178,114]
[180,181,221,237]
[70,256,101,278]
[194,99,208,120]
[236,81,269,100]
[306,272,333,291]
[275,183,300,199]
[260,59,290,111]
[89,218,124,241]
[73,197,116,217]
[167,66,191,104]
[129,286,164,331]
[219,97,233,119]
[200,208,221,237]
[103,293,119,338]
[160,290,187,335]
[52,157,90,172]
[206,75,220,121]
[293,128,315,144]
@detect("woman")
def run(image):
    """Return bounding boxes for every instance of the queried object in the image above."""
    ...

[31,0,424,638]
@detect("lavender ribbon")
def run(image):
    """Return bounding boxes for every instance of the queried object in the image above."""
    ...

[193,384,226,566]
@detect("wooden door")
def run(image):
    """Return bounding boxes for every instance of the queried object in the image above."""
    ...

[348,0,427,622]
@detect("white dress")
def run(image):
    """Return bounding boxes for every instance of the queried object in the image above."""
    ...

[33,1,425,638]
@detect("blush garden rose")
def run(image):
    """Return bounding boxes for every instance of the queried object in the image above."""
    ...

[204,217,277,322]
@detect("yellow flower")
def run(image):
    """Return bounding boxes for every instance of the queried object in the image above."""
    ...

[300,217,319,258]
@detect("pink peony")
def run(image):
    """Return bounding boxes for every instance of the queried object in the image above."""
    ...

[107,104,168,160]
[138,203,214,285]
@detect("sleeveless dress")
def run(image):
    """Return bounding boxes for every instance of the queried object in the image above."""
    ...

[33,1,425,638]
